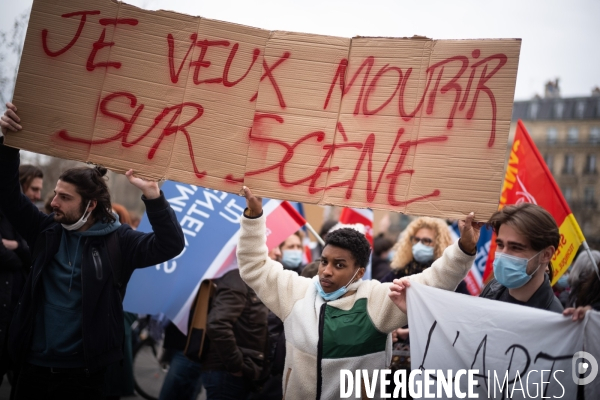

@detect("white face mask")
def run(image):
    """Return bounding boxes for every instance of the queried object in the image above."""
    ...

[62,201,92,231]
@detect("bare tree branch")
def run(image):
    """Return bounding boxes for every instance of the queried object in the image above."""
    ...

[0,10,30,109]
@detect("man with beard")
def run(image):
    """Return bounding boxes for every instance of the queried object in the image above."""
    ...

[0,102,185,399]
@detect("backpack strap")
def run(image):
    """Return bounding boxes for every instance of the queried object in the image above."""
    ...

[184,279,216,362]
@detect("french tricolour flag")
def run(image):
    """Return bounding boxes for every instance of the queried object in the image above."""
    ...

[449,222,493,296]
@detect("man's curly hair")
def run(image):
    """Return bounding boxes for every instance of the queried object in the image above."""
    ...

[324,228,371,269]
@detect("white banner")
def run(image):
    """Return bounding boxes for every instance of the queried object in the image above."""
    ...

[407,281,599,399]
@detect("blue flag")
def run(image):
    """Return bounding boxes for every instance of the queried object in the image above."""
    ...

[123,181,248,330]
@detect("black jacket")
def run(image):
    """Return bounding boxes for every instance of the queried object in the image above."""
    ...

[0,144,185,370]
[381,259,433,283]
[0,210,30,359]
[201,269,269,381]
[371,254,391,282]
[480,274,563,313]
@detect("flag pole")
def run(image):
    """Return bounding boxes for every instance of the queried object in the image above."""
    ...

[305,222,325,246]
[581,240,600,280]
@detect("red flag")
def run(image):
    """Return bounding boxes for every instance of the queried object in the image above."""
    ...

[208,199,306,279]
[303,238,313,264]
[483,120,586,284]
[265,200,307,251]
[339,208,373,246]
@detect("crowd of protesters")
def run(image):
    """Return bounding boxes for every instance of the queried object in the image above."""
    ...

[1,102,599,400]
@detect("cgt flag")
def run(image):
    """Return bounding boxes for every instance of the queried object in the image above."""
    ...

[123,181,306,333]
[483,120,586,285]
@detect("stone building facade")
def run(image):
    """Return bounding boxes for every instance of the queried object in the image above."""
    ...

[510,81,600,247]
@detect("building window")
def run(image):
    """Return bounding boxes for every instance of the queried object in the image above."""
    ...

[567,127,579,143]
[563,154,574,174]
[554,102,564,118]
[563,187,573,202]
[591,127,600,144]
[576,101,586,119]
[529,102,539,119]
[585,154,597,174]
[584,187,595,205]
[544,154,554,173]
[547,127,558,144]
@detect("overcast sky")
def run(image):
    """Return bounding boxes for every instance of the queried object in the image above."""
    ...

[1,0,599,100]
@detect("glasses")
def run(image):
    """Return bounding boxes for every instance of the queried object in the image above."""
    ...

[410,236,434,247]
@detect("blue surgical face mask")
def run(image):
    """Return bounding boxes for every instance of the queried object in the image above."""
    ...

[314,268,360,301]
[387,250,396,262]
[555,274,569,290]
[281,249,303,269]
[493,251,542,289]
[412,242,434,263]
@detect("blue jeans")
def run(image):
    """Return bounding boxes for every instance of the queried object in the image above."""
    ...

[202,370,250,400]
[158,351,203,400]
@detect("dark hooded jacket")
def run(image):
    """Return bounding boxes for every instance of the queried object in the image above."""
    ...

[0,144,184,371]
[480,274,563,313]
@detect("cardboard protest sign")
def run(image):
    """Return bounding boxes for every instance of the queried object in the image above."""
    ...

[407,282,599,399]
[5,0,521,219]
[243,31,352,203]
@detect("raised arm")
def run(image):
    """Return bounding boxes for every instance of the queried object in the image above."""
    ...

[0,103,52,246]
[388,213,481,315]
[236,187,311,320]
[119,173,184,273]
